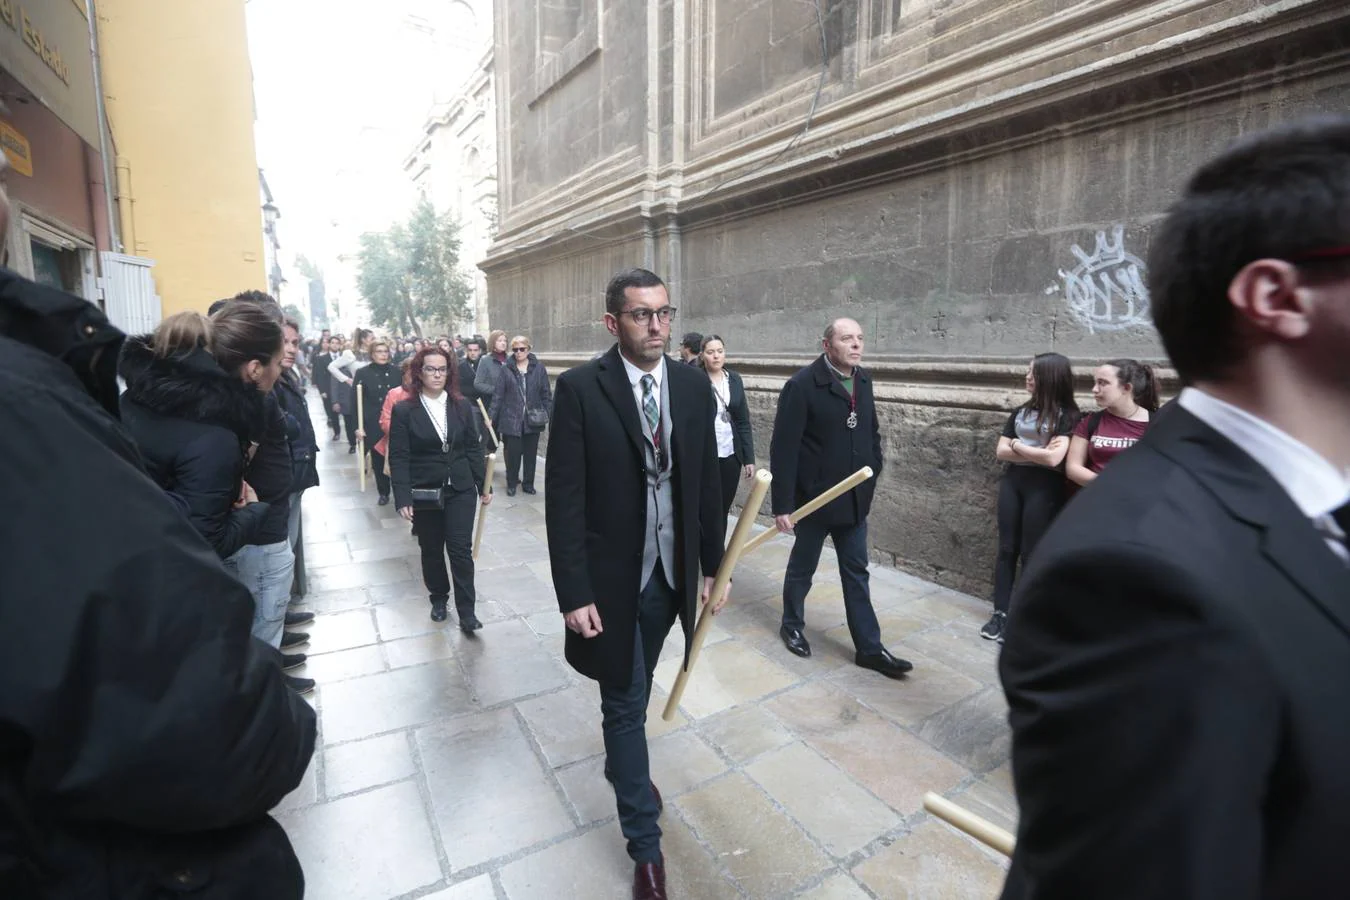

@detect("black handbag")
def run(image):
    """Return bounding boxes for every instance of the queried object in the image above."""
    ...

[525,406,549,429]
[409,487,444,509]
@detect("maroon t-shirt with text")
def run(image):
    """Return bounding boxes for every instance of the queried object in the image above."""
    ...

[1073,411,1149,473]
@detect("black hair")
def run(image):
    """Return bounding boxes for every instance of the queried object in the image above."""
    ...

[1104,358,1160,413]
[1024,352,1079,434]
[604,268,666,316]
[1148,116,1350,382]
[681,332,703,352]
[209,302,284,376]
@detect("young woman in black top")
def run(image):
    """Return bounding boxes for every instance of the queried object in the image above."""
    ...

[698,334,755,518]
[981,352,1080,642]
[389,349,492,627]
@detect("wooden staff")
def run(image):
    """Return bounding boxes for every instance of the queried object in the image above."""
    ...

[472,453,498,559]
[738,466,874,557]
[356,383,366,492]
[476,398,499,447]
[662,470,773,721]
[922,792,1015,857]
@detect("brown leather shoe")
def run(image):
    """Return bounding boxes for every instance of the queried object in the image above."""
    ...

[632,855,667,900]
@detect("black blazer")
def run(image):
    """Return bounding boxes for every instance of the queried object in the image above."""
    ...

[388,394,486,510]
[768,355,882,526]
[999,407,1350,900]
[714,368,755,465]
[311,351,333,395]
[545,345,726,685]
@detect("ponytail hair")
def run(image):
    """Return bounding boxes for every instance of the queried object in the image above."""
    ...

[151,311,211,358]
[1106,358,1160,413]
[210,301,284,377]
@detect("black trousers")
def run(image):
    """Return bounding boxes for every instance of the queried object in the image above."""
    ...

[503,432,540,489]
[365,437,391,498]
[598,561,680,864]
[413,489,477,610]
[341,412,358,450]
[717,454,741,520]
[992,464,1067,613]
[322,394,341,436]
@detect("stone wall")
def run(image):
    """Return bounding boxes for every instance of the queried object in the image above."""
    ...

[486,0,1350,595]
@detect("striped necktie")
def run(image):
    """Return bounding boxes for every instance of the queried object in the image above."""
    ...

[641,374,663,464]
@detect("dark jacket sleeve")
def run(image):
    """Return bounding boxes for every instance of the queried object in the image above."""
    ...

[389,401,413,510]
[999,543,1275,900]
[729,370,755,465]
[543,375,594,612]
[174,430,270,558]
[489,365,509,424]
[473,357,497,400]
[0,387,315,832]
[769,376,807,515]
[867,376,883,478]
[538,363,553,411]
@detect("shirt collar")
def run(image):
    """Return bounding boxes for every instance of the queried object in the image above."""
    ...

[1177,387,1350,519]
[823,355,856,381]
[621,351,665,389]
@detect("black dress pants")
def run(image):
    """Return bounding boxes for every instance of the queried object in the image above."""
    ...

[323,396,341,436]
[365,437,391,498]
[413,488,477,612]
[717,454,741,519]
[503,432,540,489]
[342,412,358,450]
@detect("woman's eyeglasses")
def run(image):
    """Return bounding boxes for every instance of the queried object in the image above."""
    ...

[422,366,449,375]
[512,347,529,353]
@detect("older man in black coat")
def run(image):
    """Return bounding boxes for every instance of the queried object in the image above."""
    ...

[546,268,725,900]
[769,318,912,678]
[0,261,315,895]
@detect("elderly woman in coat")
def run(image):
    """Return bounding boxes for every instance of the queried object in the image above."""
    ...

[488,334,552,496]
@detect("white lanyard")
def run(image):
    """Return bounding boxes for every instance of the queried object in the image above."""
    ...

[420,395,449,453]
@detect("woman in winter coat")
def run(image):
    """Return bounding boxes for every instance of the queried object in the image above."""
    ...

[473,329,510,415]
[488,334,552,496]
[119,311,270,559]
[353,340,403,505]
[328,326,373,453]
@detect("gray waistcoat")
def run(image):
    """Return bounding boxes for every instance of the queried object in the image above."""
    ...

[638,371,677,591]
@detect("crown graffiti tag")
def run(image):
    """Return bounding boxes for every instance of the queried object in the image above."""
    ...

[1058,225,1152,334]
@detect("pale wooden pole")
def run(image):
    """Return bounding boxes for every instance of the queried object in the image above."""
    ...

[923,792,1015,857]
[738,466,873,557]
[356,383,367,492]
[472,453,499,559]
[476,398,499,448]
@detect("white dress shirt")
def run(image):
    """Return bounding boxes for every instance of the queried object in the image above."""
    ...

[709,371,736,458]
[1178,387,1350,562]
[621,352,666,426]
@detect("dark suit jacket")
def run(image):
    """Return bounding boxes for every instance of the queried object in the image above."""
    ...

[387,394,486,510]
[720,368,755,465]
[999,406,1350,900]
[311,351,333,395]
[545,345,726,685]
[768,354,882,526]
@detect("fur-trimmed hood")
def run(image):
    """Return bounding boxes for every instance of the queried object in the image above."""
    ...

[118,334,264,442]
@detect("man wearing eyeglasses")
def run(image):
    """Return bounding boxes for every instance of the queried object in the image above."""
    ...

[999,117,1350,899]
[546,268,727,900]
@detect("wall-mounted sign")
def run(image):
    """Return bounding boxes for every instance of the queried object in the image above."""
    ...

[0,121,33,177]
[0,0,99,149]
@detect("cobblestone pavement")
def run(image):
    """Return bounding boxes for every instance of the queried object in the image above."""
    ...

[277,396,1015,899]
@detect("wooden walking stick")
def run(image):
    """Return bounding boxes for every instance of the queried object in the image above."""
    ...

[472,453,498,559]
[923,792,1015,857]
[356,383,366,492]
[662,470,773,721]
[476,398,499,448]
[738,466,874,558]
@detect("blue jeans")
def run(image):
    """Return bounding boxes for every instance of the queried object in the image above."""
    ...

[598,562,679,864]
[223,540,296,648]
[782,518,883,655]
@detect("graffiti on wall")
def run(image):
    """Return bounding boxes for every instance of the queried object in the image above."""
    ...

[1058,226,1152,334]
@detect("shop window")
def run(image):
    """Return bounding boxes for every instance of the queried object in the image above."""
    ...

[30,240,81,293]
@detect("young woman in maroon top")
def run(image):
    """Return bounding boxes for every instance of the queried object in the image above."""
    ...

[1065,358,1160,488]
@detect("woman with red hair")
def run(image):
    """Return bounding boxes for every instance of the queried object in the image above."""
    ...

[388,348,492,627]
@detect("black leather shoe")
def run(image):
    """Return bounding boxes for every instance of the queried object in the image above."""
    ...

[521,484,537,495]
[281,653,307,671]
[281,631,309,650]
[780,626,811,658]
[506,485,517,497]
[348,445,357,454]
[632,855,667,900]
[856,648,914,679]
[285,610,315,627]
[285,675,316,695]
[458,610,483,633]
[377,494,390,506]
[430,601,448,622]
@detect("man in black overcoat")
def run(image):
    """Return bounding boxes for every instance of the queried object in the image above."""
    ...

[999,117,1350,899]
[545,268,726,900]
[768,317,913,678]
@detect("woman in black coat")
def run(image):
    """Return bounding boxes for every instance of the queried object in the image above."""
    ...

[119,312,270,559]
[698,334,756,517]
[389,348,492,628]
[353,340,402,505]
[488,334,552,496]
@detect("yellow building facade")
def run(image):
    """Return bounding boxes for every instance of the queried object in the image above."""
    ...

[96,0,264,315]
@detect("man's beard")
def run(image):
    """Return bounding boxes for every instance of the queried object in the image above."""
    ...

[622,333,668,363]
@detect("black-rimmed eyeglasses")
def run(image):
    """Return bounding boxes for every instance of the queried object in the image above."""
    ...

[422,366,449,375]
[512,347,529,353]
[616,306,677,325]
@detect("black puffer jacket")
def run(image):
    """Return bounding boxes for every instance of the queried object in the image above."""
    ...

[0,268,314,900]
[119,334,270,559]
[274,372,319,493]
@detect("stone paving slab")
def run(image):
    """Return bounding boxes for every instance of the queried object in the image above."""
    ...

[277,395,1014,899]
